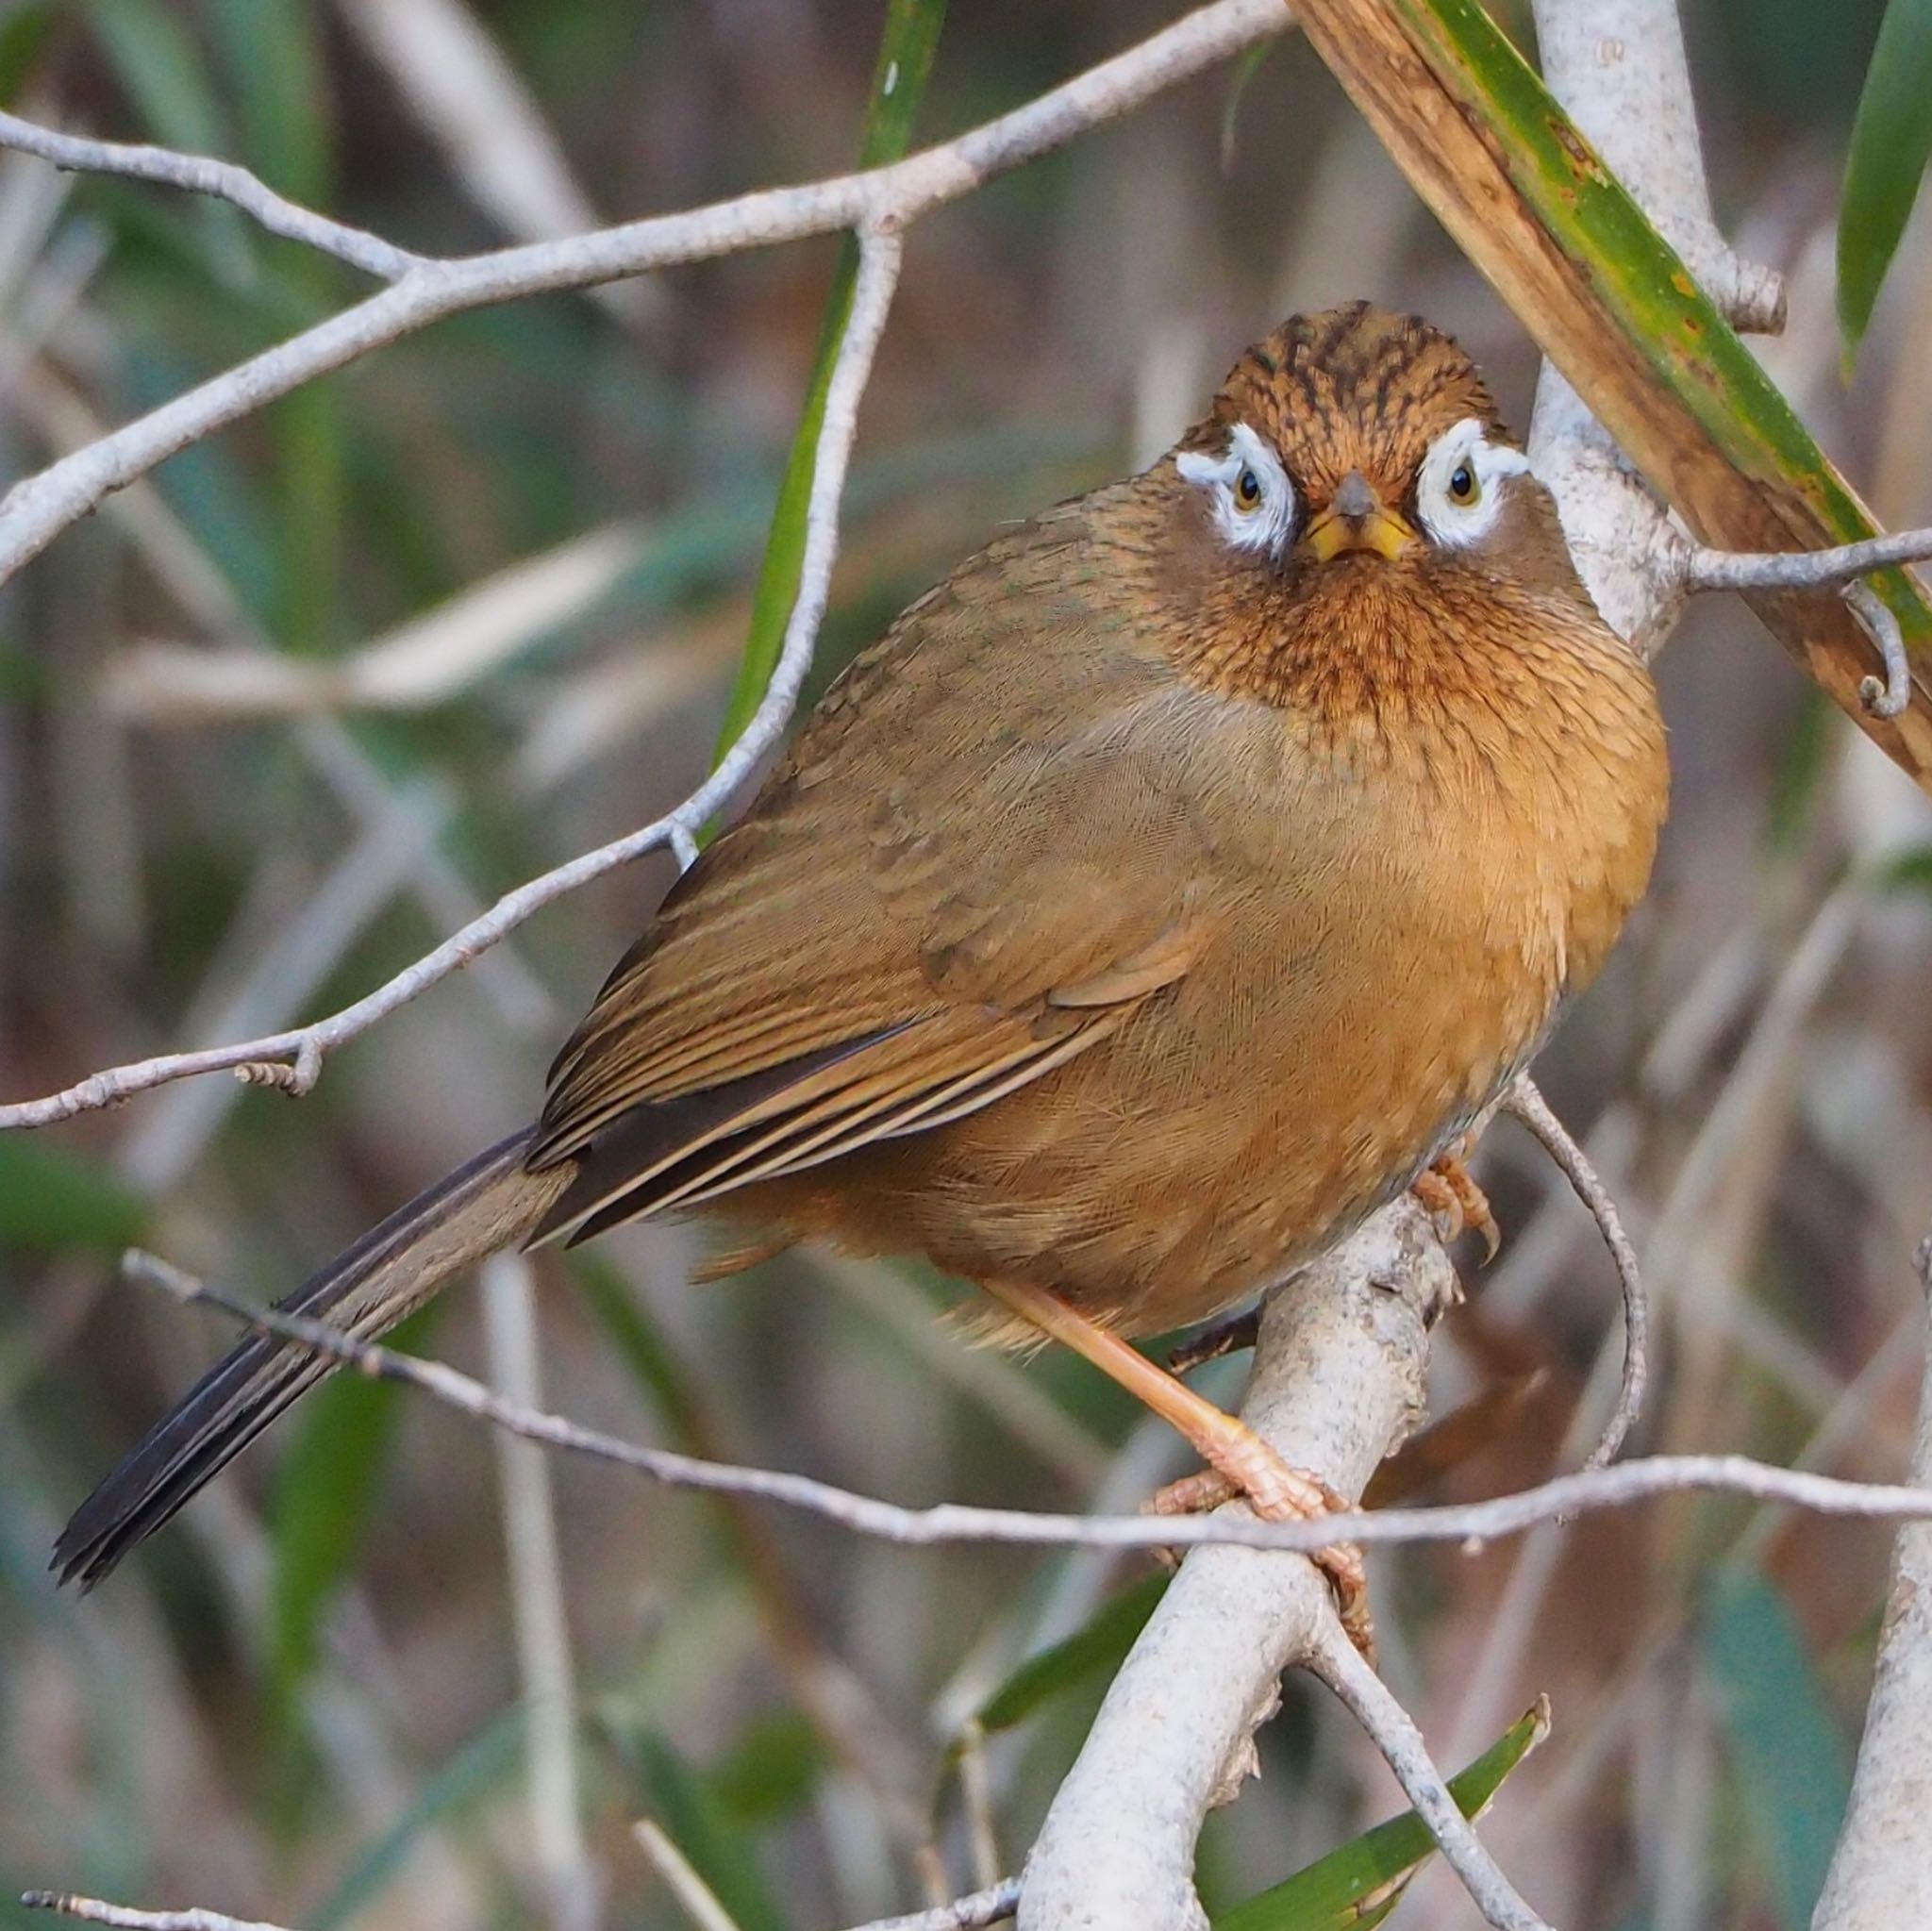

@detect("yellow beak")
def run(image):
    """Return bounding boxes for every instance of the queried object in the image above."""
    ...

[1299,471,1417,562]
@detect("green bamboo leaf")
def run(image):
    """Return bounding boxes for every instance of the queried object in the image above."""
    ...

[85,0,228,155]
[0,3,55,108]
[966,1574,1170,1742]
[1211,1701,1549,1931]
[309,1709,523,1931]
[1839,0,1932,361]
[623,1730,790,1931]
[710,0,948,773]
[1295,0,1932,789]
[267,1303,439,1752]
[1705,1571,1851,1930]
[1877,842,1932,891]
[0,1142,143,1253]
[710,1707,826,1826]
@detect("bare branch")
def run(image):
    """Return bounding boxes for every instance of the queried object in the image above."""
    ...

[0,110,429,280]
[114,1245,1932,1567]
[1505,1076,1649,1469]
[1524,0,1787,658]
[0,0,1293,1133]
[1810,1234,1932,1928]
[1846,582,1913,721]
[631,1823,744,1931]
[1307,1631,1551,1931]
[22,1897,292,1931]
[1678,526,1932,595]
[22,1880,1027,1931]
[839,1884,1019,1931]
[0,0,1291,593]
[0,226,900,1129]
[1016,1200,1459,1930]
[1673,534,1932,722]
[1527,4,1784,335]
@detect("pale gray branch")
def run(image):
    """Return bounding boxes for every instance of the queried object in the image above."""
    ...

[112,1244,1932,1587]
[841,1882,1020,1931]
[0,0,1291,1133]
[1307,1629,1550,1931]
[106,1243,1932,1559]
[1675,535,1932,722]
[1678,527,1932,595]
[0,226,899,1128]
[0,110,428,280]
[1526,0,1783,658]
[1811,1235,1932,1928]
[1506,1075,1649,1469]
[0,0,1291,593]
[22,1897,291,1931]
[1016,1200,1459,1930]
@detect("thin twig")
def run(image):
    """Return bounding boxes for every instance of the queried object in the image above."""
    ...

[20,1876,1024,1931]
[1505,1075,1649,1468]
[835,1883,1019,1931]
[1678,525,1932,594]
[0,226,898,1129]
[482,1257,598,1931]
[115,1248,1932,1566]
[631,1823,743,1931]
[22,1898,291,1931]
[1679,531,1932,721]
[0,111,427,281]
[1307,1629,1551,1931]
[0,2,1290,1132]
[1845,580,1913,720]
[0,0,1291,593]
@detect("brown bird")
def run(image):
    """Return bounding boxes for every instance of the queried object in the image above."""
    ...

[56,305,1667,1643]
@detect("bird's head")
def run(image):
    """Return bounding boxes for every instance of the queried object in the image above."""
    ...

[1169,302,1571,597]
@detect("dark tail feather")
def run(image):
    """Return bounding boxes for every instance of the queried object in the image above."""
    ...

[54,1127,568,1590]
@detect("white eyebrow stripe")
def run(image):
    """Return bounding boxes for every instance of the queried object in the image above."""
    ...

[1416,417,1531,547]
[1176,421,1295,556]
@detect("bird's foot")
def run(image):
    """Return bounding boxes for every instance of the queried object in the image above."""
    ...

[1142,1429,1374,1661]
[1412,1143,1500,1262]
[976,1273,1374,1659]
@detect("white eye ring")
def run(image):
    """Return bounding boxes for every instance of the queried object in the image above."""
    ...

[1414,417,1531,547]
[1176,422,1294,556]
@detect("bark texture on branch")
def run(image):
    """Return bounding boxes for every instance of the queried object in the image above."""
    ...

[1016,1201,1458,1930]
[1810,1239,1932,1928]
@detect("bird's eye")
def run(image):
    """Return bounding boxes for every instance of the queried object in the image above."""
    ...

[1174,422,1293,554]
[1413,418,1529,548]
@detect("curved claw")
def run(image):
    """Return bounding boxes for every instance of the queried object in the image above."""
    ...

[1413,1150,1501,1264]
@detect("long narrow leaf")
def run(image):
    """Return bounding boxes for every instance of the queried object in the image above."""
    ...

[710,0,947,769]
[267,1303,438,1756]
[1706,1571,1851,1929]
[1212,1700,1549,1931]
[1839,0,1932,359]
[966,1574,1169,1743]
[625,1730,790,1931]
[1291,0,1932,792]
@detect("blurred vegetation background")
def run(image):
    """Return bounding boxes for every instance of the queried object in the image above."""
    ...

[3,3,1931,1927]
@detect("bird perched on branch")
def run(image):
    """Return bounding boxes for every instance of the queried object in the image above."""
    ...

[57,304,1667,1650]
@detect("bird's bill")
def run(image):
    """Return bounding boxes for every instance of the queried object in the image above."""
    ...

[1299,500,1418,562]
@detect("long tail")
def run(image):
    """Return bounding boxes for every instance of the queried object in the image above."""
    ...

[55,1127,570,1590]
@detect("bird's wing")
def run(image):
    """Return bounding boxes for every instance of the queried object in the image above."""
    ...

[528,530,1235,1245]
